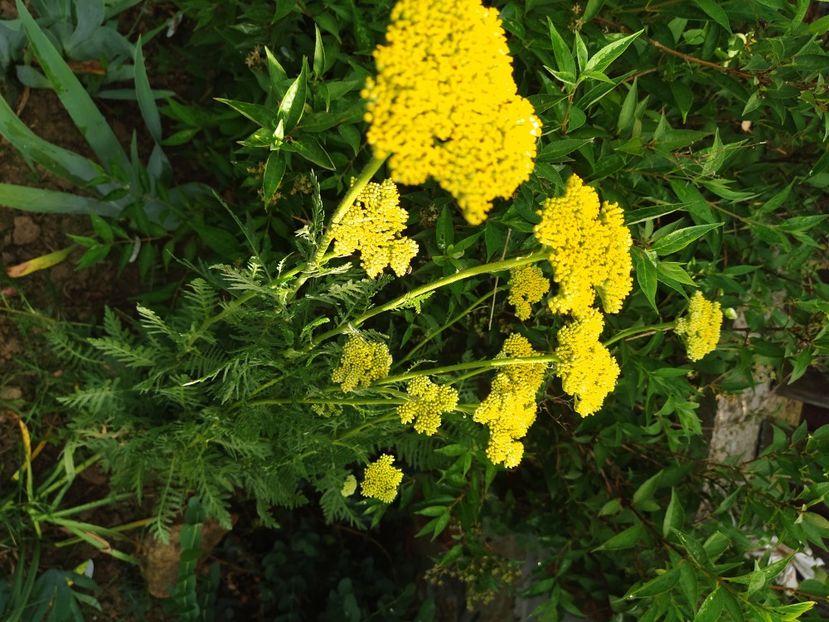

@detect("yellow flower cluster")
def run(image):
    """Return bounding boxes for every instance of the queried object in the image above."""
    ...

[534,174,633,317]
[675,291,723,361]
[508,265,550,320]
[361,454,403,503]
[473,334,547,468]
[362,0,541,225]
[332,335,392,392]
[553,308,620,416]
[397,377,459,436]
[331,179,418,278]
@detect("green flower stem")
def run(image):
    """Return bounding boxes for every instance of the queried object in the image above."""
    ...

[248,397,406,408]
[396,287,503,368]
[377,354,559,386]
[37,454,101,498]
[45,493,133,519]
[603,321,675,347]
[311,249,548,347]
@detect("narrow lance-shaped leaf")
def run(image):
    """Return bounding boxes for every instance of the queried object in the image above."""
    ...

[16,0,129,174]
[133,35,162,143]
[585,29,643,74]
[277,58,309,132]
[652,223,722,256]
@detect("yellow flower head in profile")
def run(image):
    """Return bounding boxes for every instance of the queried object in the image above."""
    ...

[362,0,541,225]
[331,179,418,278]
[508,265,550,321]
[361,454,403,503]
[473,334,547,468]
[534,175,633,317]
[397,377,459,436]
[332,335,392,392]
[553,308,620,416]
[340,474,357,497]
[675,291,723,361]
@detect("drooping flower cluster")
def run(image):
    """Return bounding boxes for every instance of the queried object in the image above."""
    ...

[473,334,547,468]
[553,308,620,417]
[332,335,392,392]
[361,454,403,503]
[362,0,541,225]
[675,291,723,361]
[397,377,459,436]
[331,179,418,278]
[508,265,550,321]
[534,174,633,317]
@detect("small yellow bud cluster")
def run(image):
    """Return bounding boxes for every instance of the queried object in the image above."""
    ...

[362,0,541,225]
[675,291,723,361]
[331,179,418,278]
[553,308,620,416]
[340,474,357,497]
[331,335,392,392]
[534,174,633,317]
[508,265,550,320]
[473,334,547,467]
[361,454,403,503]
[397,377,459,436]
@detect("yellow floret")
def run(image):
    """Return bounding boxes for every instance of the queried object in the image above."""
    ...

[534,175,633,317]
[361,454,404,503]
[397,376,459,436]
[553,308,620,416]
[331,179,418,278]
[473,334,547,467]
[508,266,550,320]
[675,292,723,361]
[362,0,541,225]
[332,335,392,392]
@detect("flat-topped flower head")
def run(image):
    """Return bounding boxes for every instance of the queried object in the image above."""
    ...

[473,334,547,467]
[361,454,403,503]
[397,376,459,436]
[332,335,392,392]
[675,292,723,361]
[362,0,541,225]
[331,179,418,278]
[553,308,620,416]
[534,175,633,317]
[508,265,550,320]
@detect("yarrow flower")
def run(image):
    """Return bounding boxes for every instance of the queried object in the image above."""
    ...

[508,265,550,320]
[331,179,418,278]
[675,291,723,361]
[534,174,633,317]
[553,308,620,416]
[473,334,547,468]
[332,335,392,392]
[361,454,403,503]
[362,0,541,225]
[397,377,459,436]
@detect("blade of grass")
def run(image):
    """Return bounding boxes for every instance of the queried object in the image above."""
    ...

[16,0,129,174]
[0,183,121,216]
[133,35,162,143]
[0,92,101,184]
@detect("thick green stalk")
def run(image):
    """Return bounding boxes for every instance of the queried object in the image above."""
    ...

[603,321,675,347]
[377,354,559,386]
[311,249,548,347]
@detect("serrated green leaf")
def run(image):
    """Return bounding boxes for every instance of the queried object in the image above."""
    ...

[216,98,274,128]
[693,587,725,622]
[631,247,657,311]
